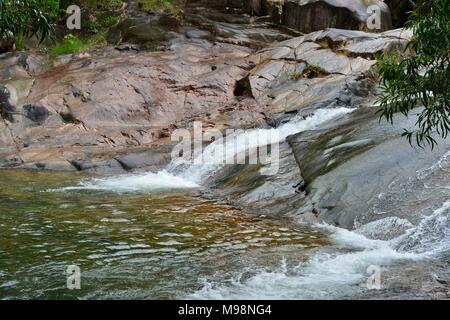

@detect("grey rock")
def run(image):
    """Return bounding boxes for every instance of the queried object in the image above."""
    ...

[246,0,393,33]
[115,149,172,171]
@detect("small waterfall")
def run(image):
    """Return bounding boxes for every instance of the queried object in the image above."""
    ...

[48,105,450,299]
[56,107,353,192]
[168,107,354,184]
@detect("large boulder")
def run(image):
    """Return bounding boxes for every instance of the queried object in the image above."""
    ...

[287,107,450,229]
[244,0,393,33]
[206,28,414,222]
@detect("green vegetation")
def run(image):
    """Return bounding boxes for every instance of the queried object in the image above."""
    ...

[0,0,59,43]
[98,16,118,28]
[51,34,90,55]
[138,0,185,15]
[52,1,121,55]
[377,0,450,148]
[0,0,122,53]
[59,0,123,11]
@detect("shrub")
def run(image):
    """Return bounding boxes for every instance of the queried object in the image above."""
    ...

[377,0,450,148]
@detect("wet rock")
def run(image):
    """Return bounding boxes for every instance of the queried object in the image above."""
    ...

[287,107,450,228]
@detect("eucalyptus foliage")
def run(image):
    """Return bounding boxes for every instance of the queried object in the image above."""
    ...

[377,0,450,148]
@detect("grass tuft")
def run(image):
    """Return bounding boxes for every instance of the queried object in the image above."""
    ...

[51,34,91,55]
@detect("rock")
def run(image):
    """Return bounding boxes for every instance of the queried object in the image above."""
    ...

[22,104,50,125]
[1,2,292,173]
[284,0,392,33]
[201,27,413,221]
[0,84,16,122]
[107,12,180,50]
[287,107,450,228]
[115,43,140,51]
[69,158,125,174]
[213,141,310,220]
[22,159,76,171]
[0,37,14,54]
[245,0,393,33]
[0,52,39,118]
[246,28,410,118]
[0,154,22,167]
[183,1,291,50]
[243,0,267,15]
[355,216,414,240]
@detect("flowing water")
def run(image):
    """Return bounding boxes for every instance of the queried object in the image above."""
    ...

[0,170,328,299]
[1,109,449,299]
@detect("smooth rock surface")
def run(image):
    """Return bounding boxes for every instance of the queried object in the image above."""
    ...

[245,0,393,33]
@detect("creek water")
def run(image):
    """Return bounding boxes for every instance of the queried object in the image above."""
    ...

[1,109,449,299]
[0,170,328,299]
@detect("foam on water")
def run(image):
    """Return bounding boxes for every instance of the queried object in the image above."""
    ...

[393,201,450,255]
[171,107,354,183]
[188,200,450,300]
[41,105,450,299]
[52,170,199,193]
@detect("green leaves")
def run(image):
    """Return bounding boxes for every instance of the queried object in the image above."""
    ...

[376,0,450,148]
[0,0,59,45]
[51,33,90,55]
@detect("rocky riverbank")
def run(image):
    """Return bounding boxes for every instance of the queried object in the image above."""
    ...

[1,0,449,229]
[1,0,449,299]
[0,0,290,173]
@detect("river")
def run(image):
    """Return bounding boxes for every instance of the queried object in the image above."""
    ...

[1,109,449,299]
